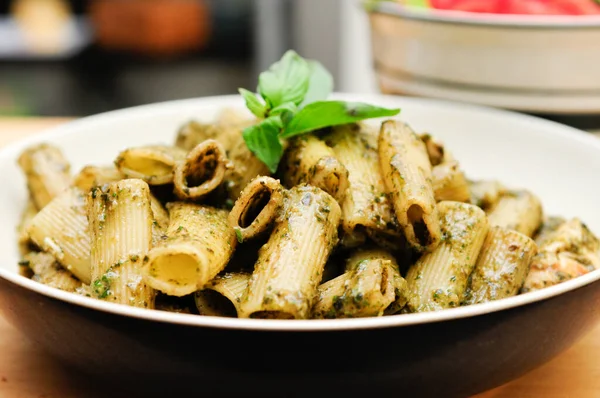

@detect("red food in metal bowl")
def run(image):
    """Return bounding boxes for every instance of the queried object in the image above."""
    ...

[430,0,600,14]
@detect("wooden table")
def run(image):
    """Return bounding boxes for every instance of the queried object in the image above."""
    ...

[1,118,600,398]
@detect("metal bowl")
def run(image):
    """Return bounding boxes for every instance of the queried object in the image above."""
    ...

[368,3,600,114]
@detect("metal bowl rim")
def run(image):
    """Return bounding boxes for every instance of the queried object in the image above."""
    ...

[371,2,600,29]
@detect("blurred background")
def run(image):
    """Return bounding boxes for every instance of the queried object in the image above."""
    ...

[0,0,370,117]
[0,0,597,130]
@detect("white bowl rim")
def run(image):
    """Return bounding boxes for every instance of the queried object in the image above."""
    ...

[372,2,600,28]
[2,93,600,332]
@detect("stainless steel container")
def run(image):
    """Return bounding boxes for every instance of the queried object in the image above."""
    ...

[368,3,600,115]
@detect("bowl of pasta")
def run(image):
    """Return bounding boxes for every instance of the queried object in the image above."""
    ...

[2,52,600,398]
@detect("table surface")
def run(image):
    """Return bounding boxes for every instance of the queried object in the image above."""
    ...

[1,117,600,398]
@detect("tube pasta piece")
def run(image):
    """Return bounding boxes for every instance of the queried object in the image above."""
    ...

[228,176,284,242]
[344,247,408,314]
[175,108,252,152]
[175,121,219,152]
[344,247,399,272]
[312,272,350,318]
[73,165,123,193]
[194,272,251,317]
[463,227,537,305]
[18,143,71,210]
[173,139,231,200]
[324,123,403,250]
[470,180,506,209]
[313,257,406,319]
[143,203,237,297]
[26,187,91,284]
[522,218,600,292]
[379,120,440,252]
[224,135,271,200]
[534,216,566,246]
[150,194,169,229]
[88,179,155,308]
[24,251,83,292]
[283,135,349,202]
[150,194,169,245]
[405,201,489,312]
[432,161,471,203]
[240,185,341,319]
[115,145,187,185]
[420,133,447,166]
[487,190,543,237]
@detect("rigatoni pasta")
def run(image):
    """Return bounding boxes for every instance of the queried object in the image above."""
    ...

[73,165,123,193]
[470,180,506,209]
[379,120,440,252]
[282,135,349,202]
[313,258,400,318]
[228,176,284,242]
[239,185,341,319]
[23,251,83,292]
[313,248,408,318]
[324,123,404,250]
[432,161,471,203]
[344,247,399,272]
[487,190,543,237]
[150,193,169,245]
[463,227,537,304]
[18,143,71,209]
[15,107,600,320]
[420,133,447,166]
[224,136,271,200]
[88,179,155,308]
[143,203,237,297]
[173,139,231,200]
[26,187,91,284]
[175,108,252,152]
[195,272,250,317]
[405,201,489,312]
[115,145,187,185]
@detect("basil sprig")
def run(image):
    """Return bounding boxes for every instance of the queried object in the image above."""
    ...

[239,50,400,173]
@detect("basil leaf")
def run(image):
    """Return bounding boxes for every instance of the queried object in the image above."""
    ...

[281,101,400,138]
[242,116,284,173]
[270,102,297,127]
[239,88,267,118]
[258,50,311,108]
[300,61,334,107]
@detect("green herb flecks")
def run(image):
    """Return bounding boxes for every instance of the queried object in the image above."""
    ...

[93,274,113,299]
[234,227,244,244]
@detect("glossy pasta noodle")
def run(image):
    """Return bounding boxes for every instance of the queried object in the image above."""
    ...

[378,120,440,252]
[239,185,341,319]
[88,179,155,308]
[14,109,600,320]
[324,123,404,251]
